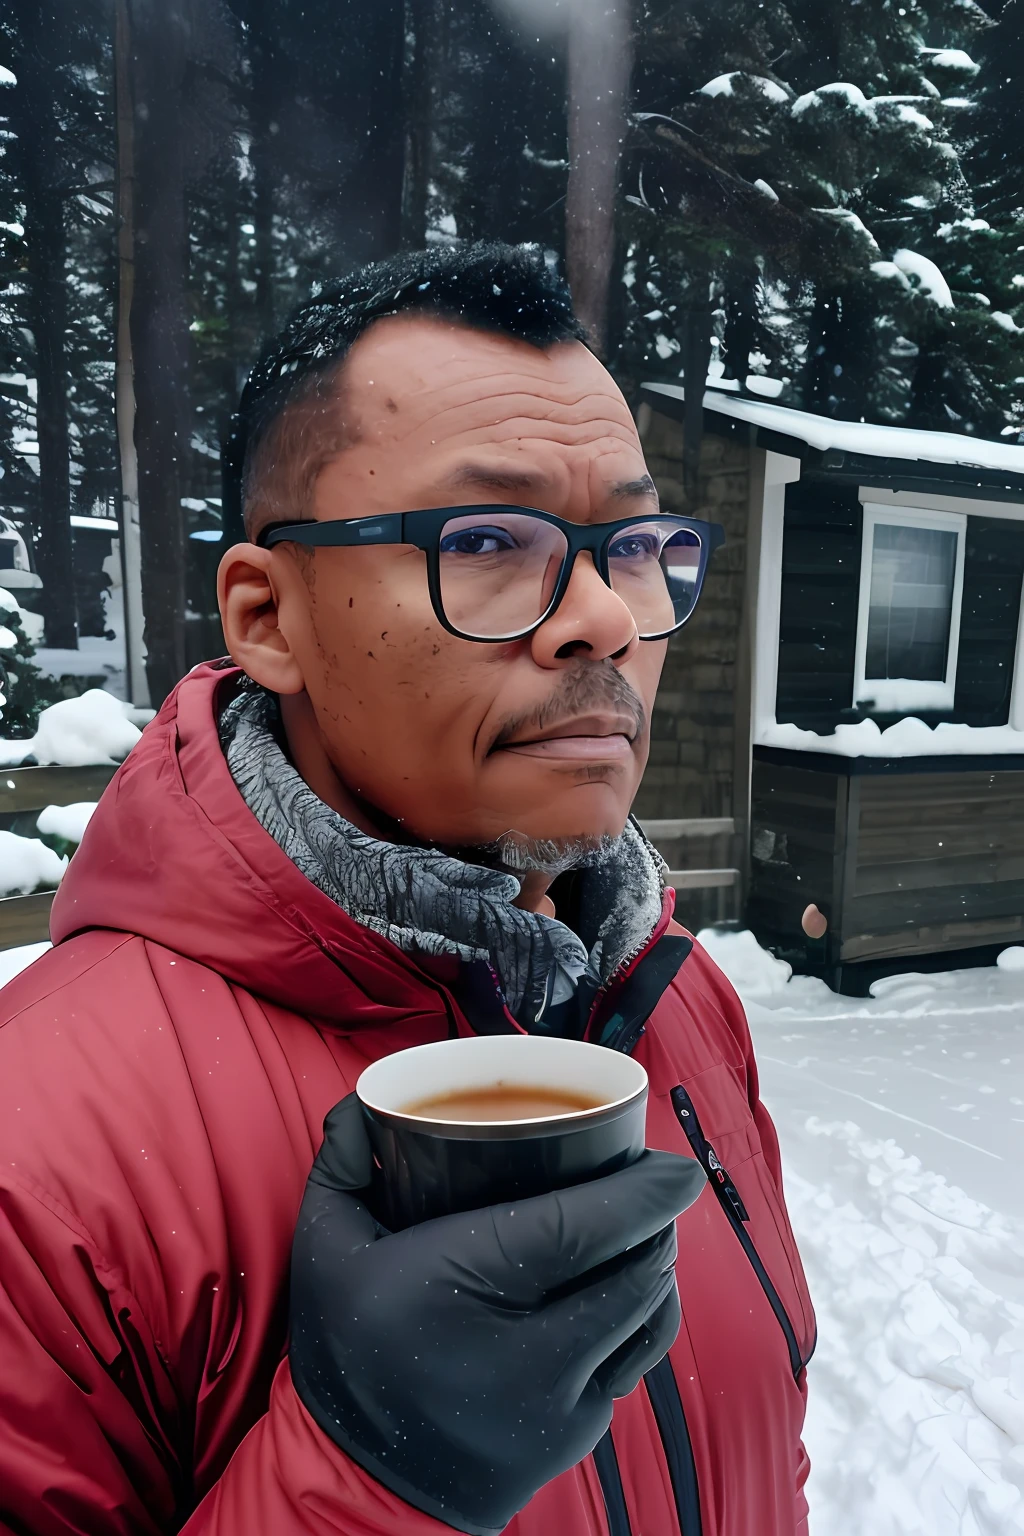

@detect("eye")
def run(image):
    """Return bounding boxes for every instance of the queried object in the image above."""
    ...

[439,525,519,556]
[609,529,662,561]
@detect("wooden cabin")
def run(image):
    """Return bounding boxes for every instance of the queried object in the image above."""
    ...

[635,384,1024,990]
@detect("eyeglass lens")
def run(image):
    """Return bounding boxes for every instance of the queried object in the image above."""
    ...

[438,512,703,640]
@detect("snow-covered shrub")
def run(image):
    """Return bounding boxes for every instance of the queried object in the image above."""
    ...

[35,801,98,858]
[30,690,141,767]
[0,829,66,897]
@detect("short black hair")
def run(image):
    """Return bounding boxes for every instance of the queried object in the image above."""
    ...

[223,240,588,538]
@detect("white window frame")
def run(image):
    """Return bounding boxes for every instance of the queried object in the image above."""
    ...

[854,503,967,714]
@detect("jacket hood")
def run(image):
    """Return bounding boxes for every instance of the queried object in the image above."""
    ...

[50,663,453,1030]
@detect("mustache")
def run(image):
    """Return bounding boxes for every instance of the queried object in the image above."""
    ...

[490,660,646,750]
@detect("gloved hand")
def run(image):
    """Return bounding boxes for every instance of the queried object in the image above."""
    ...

[289,1094,706,1536]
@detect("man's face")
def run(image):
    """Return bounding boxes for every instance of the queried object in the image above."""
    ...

[257,315,667,854]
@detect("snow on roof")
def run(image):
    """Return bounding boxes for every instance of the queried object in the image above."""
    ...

[0,67,16,88]
[642,381,1024,477]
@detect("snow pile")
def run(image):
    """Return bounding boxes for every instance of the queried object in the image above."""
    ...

[792,82,874,118]
[922,48,980,75]
[813,206,881,254]
[698,926,834,1006]
[700,72,789,104]
[36,801,98,845]
[0,941,48,988]
[699,927,1024,1533]
[871,259,913,290]
[757,716,1024,758]
[0,689,142,767]
[893,249,955,308]
[745,375,786,398]
[894,103,935,132]
[0,830,67,897]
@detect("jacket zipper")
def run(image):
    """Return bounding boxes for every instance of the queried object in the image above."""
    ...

[670,1085,804,1380]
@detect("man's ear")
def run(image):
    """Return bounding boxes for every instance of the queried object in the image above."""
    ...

[217,543,306,695]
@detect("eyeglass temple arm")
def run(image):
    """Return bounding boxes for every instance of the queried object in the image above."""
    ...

[261,514,405,549]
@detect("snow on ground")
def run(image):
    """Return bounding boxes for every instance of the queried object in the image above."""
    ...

[700,928,1024,1535]
[0,940,48,987]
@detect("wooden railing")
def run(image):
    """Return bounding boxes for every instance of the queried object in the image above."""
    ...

[0,795,738,952]
[0,764,118,950]
[638,817,741,892]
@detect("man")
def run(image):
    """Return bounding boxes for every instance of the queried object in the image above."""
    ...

[0,242,814,1535]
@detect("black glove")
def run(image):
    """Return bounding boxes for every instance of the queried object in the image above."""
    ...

[289,1094,706,1536]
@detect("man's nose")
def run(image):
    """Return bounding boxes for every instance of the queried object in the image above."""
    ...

[529,552,639,667]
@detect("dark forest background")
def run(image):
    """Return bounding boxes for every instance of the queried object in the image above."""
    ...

[0,0,1021,705]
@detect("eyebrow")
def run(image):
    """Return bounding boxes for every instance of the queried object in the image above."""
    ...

[444,463,552,496]
[611,475,659,500]
[444,465,660,503]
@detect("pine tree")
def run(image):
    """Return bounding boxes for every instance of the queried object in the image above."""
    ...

[0,594,62,739]
[616,0,1013,442]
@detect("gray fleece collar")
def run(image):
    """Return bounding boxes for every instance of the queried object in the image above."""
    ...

[220,682,665,1028]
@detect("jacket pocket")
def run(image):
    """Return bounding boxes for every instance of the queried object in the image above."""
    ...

[670,1084,806,1380]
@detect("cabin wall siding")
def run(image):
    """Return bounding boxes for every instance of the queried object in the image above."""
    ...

[635,409,752,928]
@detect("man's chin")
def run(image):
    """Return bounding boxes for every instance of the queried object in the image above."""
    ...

[445,829,622,878]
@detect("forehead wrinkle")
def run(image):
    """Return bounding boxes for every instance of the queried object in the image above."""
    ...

[391,391,640,453]
[442,416,642,455]
[372,362,635,430]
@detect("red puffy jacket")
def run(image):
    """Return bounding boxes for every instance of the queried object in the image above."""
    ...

[0,664,814,1536]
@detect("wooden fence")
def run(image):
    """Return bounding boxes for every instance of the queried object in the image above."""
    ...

[0,790,738,952]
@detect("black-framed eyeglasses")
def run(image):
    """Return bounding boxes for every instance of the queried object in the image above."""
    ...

[257,506,725,643]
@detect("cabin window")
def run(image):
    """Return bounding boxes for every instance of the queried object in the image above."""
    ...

[854,505,967,714]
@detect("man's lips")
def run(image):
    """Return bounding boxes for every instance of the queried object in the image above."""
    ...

[492,714,639,762]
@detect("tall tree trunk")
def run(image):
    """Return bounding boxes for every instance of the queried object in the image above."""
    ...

[128,0,190,705]
[802,287,843,415]
[565,0,632,357]
[114,0,150,705]
[248,0,277,342]
[722,268,758,384]
[403,0,443,248]
[324,0,407,268]
[14,2,78,649]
